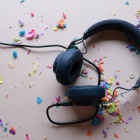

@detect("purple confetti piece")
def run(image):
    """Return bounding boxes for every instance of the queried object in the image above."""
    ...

[124,101,129,106]
[102,130,107,136]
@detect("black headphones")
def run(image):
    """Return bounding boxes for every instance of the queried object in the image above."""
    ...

[46,19,140,125]
[1,19,140,125]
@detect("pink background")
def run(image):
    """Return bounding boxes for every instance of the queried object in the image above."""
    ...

[0,0,140,139]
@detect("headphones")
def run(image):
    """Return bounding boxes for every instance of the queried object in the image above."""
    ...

[46,19,140,125]
[0,19,140,125]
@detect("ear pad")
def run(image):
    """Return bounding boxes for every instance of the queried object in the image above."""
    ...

[53,52,64,74]
[66,85,105,106]
[54,49,83,86]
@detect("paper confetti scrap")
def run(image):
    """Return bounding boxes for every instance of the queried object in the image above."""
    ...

[18,20,24,27]
[26,134,30,140]
[47,65,52,69]
[9,61,13,69]
[29,82,34,88]
[126,116,132,124]
[9,127,16,135]
[114,133,119,138]
[0,77,3,84]
[125,1,129,5]
[107,103,117,113]
[102,130,107,137]
[37,97,43,105]
[28,62,39,76]
[138,106,140,112]
[87,129,93,137]
[56,96,60,102]
[62,12,66,19]
[13,50,18,59]
[124,128,129,133]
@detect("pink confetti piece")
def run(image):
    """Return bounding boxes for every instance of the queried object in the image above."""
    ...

[62,12,66,19]
[47,65,52,69]
[56,96,60,102]
[26,134,30,140]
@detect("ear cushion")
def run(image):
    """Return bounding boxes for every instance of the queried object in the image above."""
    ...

[53,52,64,74]
[66,85,105,106]
[55,49,83,86]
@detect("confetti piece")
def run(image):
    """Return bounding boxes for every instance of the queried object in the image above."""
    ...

[53,27,59,31]
[124,128,129,133]
[114,133,119,138]
[116,81,120,85]
[130,73,134,79]
[107,103,116,113]
[26,29,36,40]
[125,78,129,82]
[29,82,34,88]
[20,0,25,3]
[44,25,49,31]
[19,30,25,37]
[9,127,16,135]
[113,12,117,16]
[0,77,3,84]
[125,1,129,5]
[13,50,18,59]
[9,61,13,69]
[28,62,39,76]
[102,130,107,137]
[87,129,93,137]
[116,70,121,72]
[30,12,34,17]
[56,96,60,102]
[124,101,129,106]
[56,19,66,28]
[62,12,66,19]
[37,97,43,105]
[18,20,24,27]
[47,65,52,68]
[26,134,30,140]
[138,106,140,112]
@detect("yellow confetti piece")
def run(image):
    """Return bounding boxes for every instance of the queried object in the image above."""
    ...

[29,62,39,76]
[0,77,3,84]
[124,128,129,133]
[107,103,117,113]
[113,12,117,16]
[125,78,129,82]
[9,61,13,69]
[53,27,59,31]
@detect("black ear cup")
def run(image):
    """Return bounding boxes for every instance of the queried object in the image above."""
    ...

[54,49,83,86]
[66,85,105,106]
[53,52,64,74]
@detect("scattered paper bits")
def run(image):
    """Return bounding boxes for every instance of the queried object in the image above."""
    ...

[87,129,93,137]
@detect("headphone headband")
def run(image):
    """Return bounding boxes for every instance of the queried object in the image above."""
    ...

[84,19,140,46]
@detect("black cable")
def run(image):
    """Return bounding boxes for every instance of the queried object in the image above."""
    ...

[83,57,101,86]
[46,102,99,125]
[82,40,88,54]
[0,42,67,49]
[111,86,135,101]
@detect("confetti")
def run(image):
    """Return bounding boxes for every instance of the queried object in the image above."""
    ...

[18,20,24,27]
[0,77,3,84]
[125,1,129,5]
[29,82,34,88]
[87,129,93,137]
[26,134,30,140]
[56,96,60,102]
[47,65,52,68]
[9,127,16,135]
[9,61,13,69]
[19,30,25,37]
[56,19,66,28]
[102,130,107,137]
[114,133,119,138]
[26,29,36,40]
[62,12,66,19]
[124,128,129,133]
[30,12,34,17]
[20,0,25,3]
[37,97,43,105]
[138,106,140,112]
[13,50,18,59]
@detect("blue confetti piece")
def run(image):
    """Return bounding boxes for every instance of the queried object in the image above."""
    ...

[19,30,25,37]
[13,51,18,59]
[37,97,43,105]
[125,1,129,5]
[20,0,25,3]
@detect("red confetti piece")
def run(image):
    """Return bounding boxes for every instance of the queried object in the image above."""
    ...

[87,129,93,137]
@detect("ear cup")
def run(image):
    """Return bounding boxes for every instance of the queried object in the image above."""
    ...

[66,85,105,106]
[55,49,83,86]
[53,52,64,74]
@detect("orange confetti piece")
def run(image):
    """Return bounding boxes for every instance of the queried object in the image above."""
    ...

[114,90,118,97]
[116,70,121,72]
[138,106,140,112]
[87,129,93,137]
[114,133,119,138]
[119,118,125,123]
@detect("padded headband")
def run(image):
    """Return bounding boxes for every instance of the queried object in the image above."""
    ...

[84,19,140,45]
